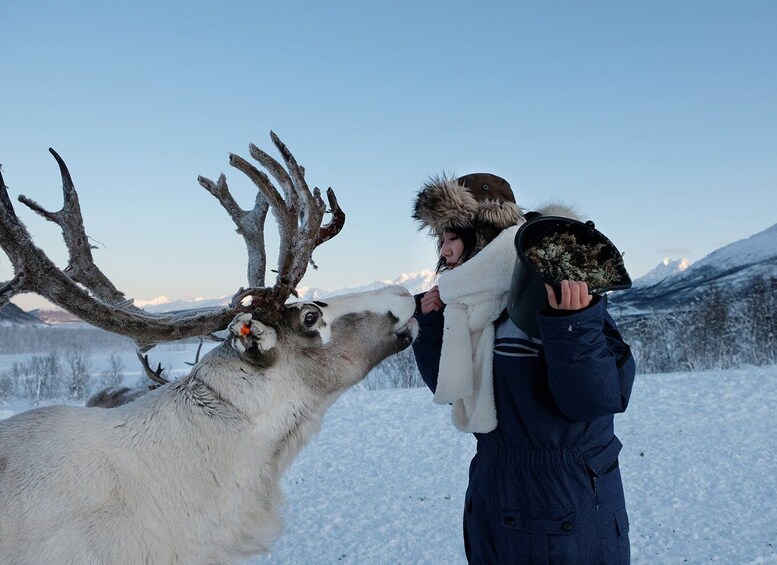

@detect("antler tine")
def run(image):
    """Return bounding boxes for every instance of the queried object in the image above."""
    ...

[197,172,270,288]
[247,141,300,220]
[16,149,130,307]
[0,165,18,224]
[268,131,310,215]
[316,188,345,246]
[267,134,345,281]
[225,152,298,294]
[266,132,327,287]
[1,165,36,306]
[245,141,304,285]
[136,351,169,389]
[0,165,22,306]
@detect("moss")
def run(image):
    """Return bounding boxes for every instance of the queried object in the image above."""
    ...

[523,232,625,291]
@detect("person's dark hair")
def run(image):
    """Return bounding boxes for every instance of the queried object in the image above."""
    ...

[435,227,477,274]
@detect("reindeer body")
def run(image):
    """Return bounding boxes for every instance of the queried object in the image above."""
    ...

[0,133,412,562]
[0,287,417,564]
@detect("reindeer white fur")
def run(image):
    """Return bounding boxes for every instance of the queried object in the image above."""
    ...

[0,287,417,564]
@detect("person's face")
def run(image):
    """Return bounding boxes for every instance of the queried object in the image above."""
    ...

[440,231,465,269]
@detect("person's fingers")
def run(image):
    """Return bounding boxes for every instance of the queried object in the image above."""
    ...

[545,283,559,309]
[420,286,444,314]
[577,281,591,308]
[545,280,594,312]
[568,280,582,309]
[559,280,571,309]
[565,280,593,310]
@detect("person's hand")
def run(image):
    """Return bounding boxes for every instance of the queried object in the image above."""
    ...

[420,286,444,314]
[545,280,592,311]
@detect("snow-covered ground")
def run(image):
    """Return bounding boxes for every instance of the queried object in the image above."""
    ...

[2,364,776,564]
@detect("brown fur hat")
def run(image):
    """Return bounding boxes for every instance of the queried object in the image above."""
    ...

[413,172,524,254]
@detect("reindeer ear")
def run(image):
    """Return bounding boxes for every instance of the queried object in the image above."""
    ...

[228,313,278,353]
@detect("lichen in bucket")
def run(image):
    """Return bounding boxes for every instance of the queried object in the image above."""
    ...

[523,232,625,290]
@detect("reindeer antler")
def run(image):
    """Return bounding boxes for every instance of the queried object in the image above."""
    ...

[0,133,344,345]
[200,131,344,324]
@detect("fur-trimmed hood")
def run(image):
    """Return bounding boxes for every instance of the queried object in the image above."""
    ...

[412,173,524,256]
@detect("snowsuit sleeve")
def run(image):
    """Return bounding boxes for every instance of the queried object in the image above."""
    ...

[537,295,636,422]
[411,294,445,394]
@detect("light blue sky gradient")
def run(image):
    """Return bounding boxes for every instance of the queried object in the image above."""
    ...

[2,1,775,310]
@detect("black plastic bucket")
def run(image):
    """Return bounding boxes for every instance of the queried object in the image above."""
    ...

[507,215,631,338]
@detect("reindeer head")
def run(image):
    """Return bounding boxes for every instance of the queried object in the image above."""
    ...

[162,286,418,421]
[227,287,417,390]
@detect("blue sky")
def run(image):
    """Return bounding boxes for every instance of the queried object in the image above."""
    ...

[2,1,776,310]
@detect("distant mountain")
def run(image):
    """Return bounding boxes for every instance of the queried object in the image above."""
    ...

[135,295,233,314]
[29,309,83,324]
[297,270,437,301]
[134,270,438,314]
[610,223,777,314]
[0,303,42,326]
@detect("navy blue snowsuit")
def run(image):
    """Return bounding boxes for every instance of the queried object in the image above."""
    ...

[412,295,635,564]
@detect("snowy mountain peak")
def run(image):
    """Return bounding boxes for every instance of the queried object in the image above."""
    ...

[383,269,437,294]
[633,257,691,287]
[663,257,691,270]
[297,270,437,302]
[134,295,171,308]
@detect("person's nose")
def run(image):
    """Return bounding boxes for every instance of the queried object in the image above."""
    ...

[441,241,452,257]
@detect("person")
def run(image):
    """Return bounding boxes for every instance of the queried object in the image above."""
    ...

[411,173,636,564]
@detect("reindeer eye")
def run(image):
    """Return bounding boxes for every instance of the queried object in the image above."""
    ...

[303,311,319,327]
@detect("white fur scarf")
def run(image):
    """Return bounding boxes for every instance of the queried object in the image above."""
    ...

[434,224,519,433]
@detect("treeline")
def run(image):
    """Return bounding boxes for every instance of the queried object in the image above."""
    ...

[0,325,134,354]
[616,276,776,374]
[0,348,127,403]
[2,276,774,400]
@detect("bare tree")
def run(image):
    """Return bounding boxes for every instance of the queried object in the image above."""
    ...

[12,356,57,403]
[0,133,418,564]
[98,352,125,389]
[366,348,424,390]
[65,345,92,401]
[29,352,62,400]
[745,276,777,365]
[0,370,15,401]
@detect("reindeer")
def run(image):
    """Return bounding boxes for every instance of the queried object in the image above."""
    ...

[0,134,418,564]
